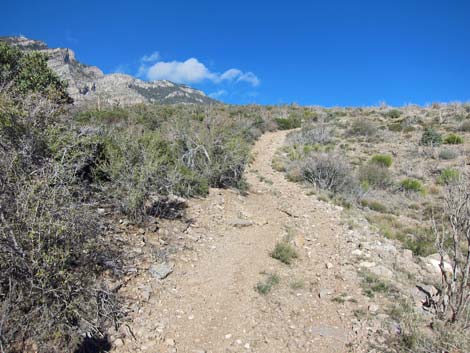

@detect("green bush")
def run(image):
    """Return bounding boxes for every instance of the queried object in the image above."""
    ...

[384,109,402,119]
[358,163,391,189]
[437,168,460,185]
[275,115,301,130]
[0,42,71,105]
[255,273,280,295]
[270,242,298,264]
[370,154,393,168]
[400,178,425,193]
[444,133,464,145]
[348,119,377,137]
[361,199,388,213]
[420,128,442,146]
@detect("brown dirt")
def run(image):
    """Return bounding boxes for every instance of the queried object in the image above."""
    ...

[112,130,370,353]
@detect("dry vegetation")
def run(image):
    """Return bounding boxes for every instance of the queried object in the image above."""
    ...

[2,40,470,352]
[274,103,470,351]
[0,41,311,352]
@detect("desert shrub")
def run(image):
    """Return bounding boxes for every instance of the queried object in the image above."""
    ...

[347,119,377,137]
[383,109,402,119]
[458,120,470,132]
[255,273,280,295]
[438,148,458,160]
[360,199,388,213]
[434,176,470,323]
[287,123,332,145]
[275,114,301,130]
[0,43,120,352]
[443,133,464,145]
[270,242,298,264]
[420,127,442,146]
[400,178,425,193]
[388,122,403,132]
[370,154,393,168]
[86,106,253,221]
[388,317,470,353]
[0,166,120,353]
[301,153,359,195]
[358,163,391,189]
[436,168,460,185]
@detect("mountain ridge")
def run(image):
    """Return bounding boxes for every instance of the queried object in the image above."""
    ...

[0,36,217,106]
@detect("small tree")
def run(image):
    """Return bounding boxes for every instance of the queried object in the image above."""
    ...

[433,175,470,324]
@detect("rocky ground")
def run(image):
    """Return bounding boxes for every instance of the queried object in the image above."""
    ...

[105,129,445,353]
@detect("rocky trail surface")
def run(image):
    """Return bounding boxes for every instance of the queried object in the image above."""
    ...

[111,130,375,353]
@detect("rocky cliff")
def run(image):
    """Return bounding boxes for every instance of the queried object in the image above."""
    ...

[0,36,216,106]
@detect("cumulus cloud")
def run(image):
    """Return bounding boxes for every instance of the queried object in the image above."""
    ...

[138,54,260,87]
[141,51,161,62]
[209,89,228,98]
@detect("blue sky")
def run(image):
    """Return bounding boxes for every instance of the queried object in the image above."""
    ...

[2,0,470,106]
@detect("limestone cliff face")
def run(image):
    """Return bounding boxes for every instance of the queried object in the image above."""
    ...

[1,36,217,106]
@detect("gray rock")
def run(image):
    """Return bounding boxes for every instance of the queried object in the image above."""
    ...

[149,262,174,279]
[318,288,331,299]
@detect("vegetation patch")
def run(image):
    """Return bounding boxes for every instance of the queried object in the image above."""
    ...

[436,168,460,185]
[400,178,425,193]
[443,133,464,144]
[270,242,298,264]
[420,127,442,146]
[256,273,280,295]
[370,154,393,168]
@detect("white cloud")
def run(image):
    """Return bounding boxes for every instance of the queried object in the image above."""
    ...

[141,51,161,62]
[236,72,260,86]
[209,89,227,98]
[147,58,217,83]
[139,54,260,87]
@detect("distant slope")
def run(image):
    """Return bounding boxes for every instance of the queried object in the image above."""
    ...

[0,36,217,106]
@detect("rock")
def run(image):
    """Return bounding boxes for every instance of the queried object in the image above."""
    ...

[141,287,151,301]
[165,338,175,346]
[352,249,363,256]
[294,234,305,247]
[97,208,106,215]
[149,262,174,279]
[359,261,376,268]
[229,219,254,228]
[402,249,413,260]
[244,343,250,349]
[319,288,331,299]
[114,338,124,347]
[368,304,379,313]
[370,265,394,280]
[423,254,453,274]
[325,262,333,269]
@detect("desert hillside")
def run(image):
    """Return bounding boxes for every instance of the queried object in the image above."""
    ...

[1,39,469,353]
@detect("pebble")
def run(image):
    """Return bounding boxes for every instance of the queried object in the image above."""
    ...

[225,334,232,339]
[113,338,124,347]
[165,338,175,346]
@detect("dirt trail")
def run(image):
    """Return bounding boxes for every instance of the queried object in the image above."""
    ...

[114,130,368,353]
